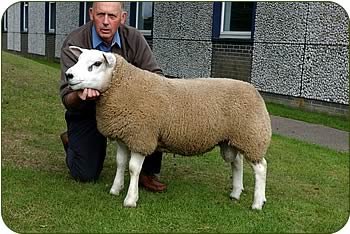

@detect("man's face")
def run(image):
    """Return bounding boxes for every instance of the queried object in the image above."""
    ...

[89,2,127,45]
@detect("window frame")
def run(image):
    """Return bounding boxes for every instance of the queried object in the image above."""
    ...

[79,2,93,26]
[2,10,8,32]
[133,2,153,36]
[219,2,255,40]
[21,2,29,32]
[48,2,56,33]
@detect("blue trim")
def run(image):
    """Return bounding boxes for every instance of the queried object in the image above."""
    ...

[212,2,222,39]
[79,2,85,26]
[129,2,137,27]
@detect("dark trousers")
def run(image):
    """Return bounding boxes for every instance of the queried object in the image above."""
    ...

[65,106,162,182]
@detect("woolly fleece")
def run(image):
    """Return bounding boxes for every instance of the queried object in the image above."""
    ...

[96,54,272,162]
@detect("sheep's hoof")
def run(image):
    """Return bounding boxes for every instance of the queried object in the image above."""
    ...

[251,200,266,210]
[110,187,122,196]
[229,188,243,200]
[123,197,138,208]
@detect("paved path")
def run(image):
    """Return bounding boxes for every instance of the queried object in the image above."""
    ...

[271,115,349,152]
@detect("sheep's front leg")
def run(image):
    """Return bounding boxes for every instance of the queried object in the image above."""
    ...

[110,141,130,196]
[250,158,267,210]
[123,152,145,208]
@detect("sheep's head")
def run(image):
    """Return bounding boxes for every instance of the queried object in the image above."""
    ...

[65,46,116,92]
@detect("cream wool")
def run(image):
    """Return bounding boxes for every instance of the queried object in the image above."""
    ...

[66,46,271,210]
[97,54,271,161]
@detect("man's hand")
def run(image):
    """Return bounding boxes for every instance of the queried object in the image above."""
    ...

[77,88,100,100]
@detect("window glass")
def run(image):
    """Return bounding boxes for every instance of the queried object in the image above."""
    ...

[2,10,8,32]
[49,2,56,32]
[84,2,93,24]
[221,2,255,39]
[136,2,153,31]
[22,2,29,32]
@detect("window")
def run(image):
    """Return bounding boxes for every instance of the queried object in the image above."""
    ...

[218,2,255,39]
[136,2,153,33]
[48,2,56,33]
[80,2,93,26]
[130,2,153,35]
[2,10,8,32]
[21,2,29,32]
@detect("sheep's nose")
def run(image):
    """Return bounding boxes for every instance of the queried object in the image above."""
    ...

[65,73,74,80]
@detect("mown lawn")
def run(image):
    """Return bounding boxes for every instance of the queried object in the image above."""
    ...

[1,51,349,233]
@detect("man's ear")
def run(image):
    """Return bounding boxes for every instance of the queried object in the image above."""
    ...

[69,46,84,58]
[121,11,128,24]
[103,52,116,67]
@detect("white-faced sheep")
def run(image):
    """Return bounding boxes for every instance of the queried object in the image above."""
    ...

[65,46,272,210]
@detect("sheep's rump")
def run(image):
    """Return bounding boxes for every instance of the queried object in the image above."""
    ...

[96,57,271,160]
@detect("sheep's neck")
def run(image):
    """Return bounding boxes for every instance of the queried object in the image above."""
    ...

[111,54,126,85]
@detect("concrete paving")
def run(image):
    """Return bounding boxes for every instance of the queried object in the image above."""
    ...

[271,115,349,152]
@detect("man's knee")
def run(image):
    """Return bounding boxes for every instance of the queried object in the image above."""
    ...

[66,148,103,182]
[69,169,99,182]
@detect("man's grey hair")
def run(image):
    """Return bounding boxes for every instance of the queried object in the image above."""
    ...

[91,2,125,11]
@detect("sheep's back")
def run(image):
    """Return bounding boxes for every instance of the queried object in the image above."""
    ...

[158,78,271,157]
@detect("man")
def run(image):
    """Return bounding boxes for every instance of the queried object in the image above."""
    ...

[59,2,166,192]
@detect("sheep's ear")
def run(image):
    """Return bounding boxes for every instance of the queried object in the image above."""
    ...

[69,46,84,58]
[102,52,116,67]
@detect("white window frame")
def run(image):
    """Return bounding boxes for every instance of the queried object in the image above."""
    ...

[22,2,28,32]
[135,2,152,36]
[48,2,56,33]
[3,10,8,32]
[220,2,252,39]
[83,2,92,25]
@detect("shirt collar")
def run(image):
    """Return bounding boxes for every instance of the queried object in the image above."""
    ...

[92,25,121,51]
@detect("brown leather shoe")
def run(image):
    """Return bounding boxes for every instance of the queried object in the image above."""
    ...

[139,174,167,192]
[60,131,68,153]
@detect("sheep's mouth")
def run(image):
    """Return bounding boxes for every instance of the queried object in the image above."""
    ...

[68,82,81,87]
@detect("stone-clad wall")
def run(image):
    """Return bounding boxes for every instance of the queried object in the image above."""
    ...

[6,2,21,52]
[251,2,349,105]
[55,2,80,58]
[28,2,45,56]
[152,2,213,78]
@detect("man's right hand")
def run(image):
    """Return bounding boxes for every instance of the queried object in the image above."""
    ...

[77,88,100,101]
[63,88,100,110]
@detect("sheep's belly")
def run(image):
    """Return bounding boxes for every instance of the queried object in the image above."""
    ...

[156,139,218,156]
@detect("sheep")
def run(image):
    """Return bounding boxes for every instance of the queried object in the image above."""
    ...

[65,46,272,210]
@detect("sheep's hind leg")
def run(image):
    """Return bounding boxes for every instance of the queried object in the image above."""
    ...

[110,141,130,196]
[230,152,244,200]
[249,158,267,210]
[123,152,145,208]
[220,144,244,200]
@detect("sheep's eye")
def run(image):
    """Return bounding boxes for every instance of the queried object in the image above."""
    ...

[94,61,102,67]
[88,61,103,72]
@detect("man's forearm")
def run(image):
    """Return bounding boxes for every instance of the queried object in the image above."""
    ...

[63,91,86,110]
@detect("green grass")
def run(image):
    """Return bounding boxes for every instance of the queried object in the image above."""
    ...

[266,102,349,132]
[1,51,349,233]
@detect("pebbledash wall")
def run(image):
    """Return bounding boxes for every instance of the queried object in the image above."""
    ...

[2,1,349,116]
[252,2,349,115]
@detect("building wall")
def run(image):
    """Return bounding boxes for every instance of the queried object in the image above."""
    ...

[251,2,349,105]
[211,41,253,81]
[55,2,80,58]
[152,2,213,78]
[28,2,45,56]
[7,2,21,52]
